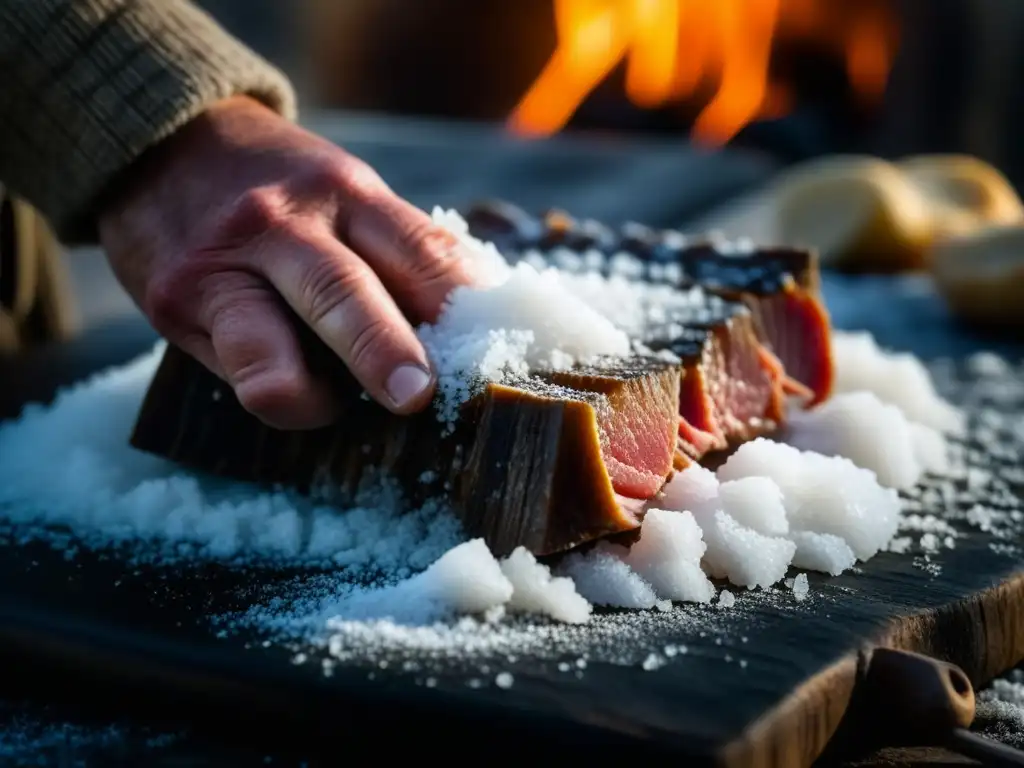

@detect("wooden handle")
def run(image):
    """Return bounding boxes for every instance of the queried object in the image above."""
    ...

[816,647,976,763]
[862,647,976,734]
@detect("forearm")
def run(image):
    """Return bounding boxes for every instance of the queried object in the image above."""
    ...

[0,0,296,244]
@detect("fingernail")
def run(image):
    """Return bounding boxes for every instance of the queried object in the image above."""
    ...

[385,364,432,410]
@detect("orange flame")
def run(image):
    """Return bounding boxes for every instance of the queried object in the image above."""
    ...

[508,0,898,146]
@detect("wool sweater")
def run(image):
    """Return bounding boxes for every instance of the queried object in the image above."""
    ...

[0,0,296,244]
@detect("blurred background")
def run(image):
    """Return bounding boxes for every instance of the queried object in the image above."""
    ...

[199,0,1024,182]
[8,0,1024,361]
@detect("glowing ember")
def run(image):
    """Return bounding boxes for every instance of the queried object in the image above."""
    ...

[508,0,899,146]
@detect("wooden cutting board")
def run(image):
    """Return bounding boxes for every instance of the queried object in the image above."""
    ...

[1,218,1023,766]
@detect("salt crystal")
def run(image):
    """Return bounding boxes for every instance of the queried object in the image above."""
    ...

[831,331,964,435]
[886,537,913,554]
[718,477,789,536]
[787,392,923,490]
[719,440,900,561]
[659,466,795,589]
[495,672,514,689]
[659,464,720,517]
[641,653,665,671]
[718,590,736,609]
[617,508,715,603]
[499,547,592,624]
[919,533,941,553]
[698,510,796,589]
[791,573,810,601]
[655,599,673,612]
[909,422,950,475]
[788,531,856,576]
[556,550,657,609]
[968,351,1010,378]
[329,539,511,624]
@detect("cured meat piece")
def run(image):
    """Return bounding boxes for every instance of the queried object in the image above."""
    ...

[130,345,682,557]
[647,311,788,464]
[464,201,834,403]
[543,358,681,500]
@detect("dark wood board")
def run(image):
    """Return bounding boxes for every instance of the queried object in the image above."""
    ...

[1,272,1023,767]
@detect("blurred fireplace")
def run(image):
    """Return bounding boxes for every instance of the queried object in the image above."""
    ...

[299,0,1024,186]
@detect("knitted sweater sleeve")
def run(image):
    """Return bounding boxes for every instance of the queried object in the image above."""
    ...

[0,0,297,243]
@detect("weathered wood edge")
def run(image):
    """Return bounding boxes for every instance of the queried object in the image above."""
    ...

[718,571,1024,768]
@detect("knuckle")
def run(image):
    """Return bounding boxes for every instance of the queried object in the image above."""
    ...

[142,267,195,333]
[347,317,392,375]
[402,220,461,278]
[299,258,370,328]
[220,186,290,239]
[330,158,386,200]
[204,279,268,328]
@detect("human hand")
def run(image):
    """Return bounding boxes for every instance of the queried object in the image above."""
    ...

[99,96,476,430]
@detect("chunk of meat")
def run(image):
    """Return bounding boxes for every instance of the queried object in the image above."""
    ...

[130,346,683,557]
[545,359,681,500]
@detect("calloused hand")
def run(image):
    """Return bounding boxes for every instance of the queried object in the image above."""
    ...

[99,96,476,430]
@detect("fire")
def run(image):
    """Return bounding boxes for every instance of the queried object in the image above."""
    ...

[508,0,898,146]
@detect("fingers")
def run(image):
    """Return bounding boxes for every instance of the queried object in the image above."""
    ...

[257,228,436,415]
[343,190,478,323]
[200,272,339,430]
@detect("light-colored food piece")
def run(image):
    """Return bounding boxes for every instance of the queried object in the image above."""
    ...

[899,154,1024,239]
[500,547,592,624]
[556,549,658,609]
[786,391,922,491]
[930,223,1024,329]
[830,331,964,435]
[772,156,934,271]
[617,509,716,603]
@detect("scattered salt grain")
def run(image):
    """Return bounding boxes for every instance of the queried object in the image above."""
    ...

[791,573,810,601]
[718,590,736,609]
[499,547,592,624]
[655,599,672,612]
[556,550,657,609]
[495,672,514,689]
[641,653,666,671]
